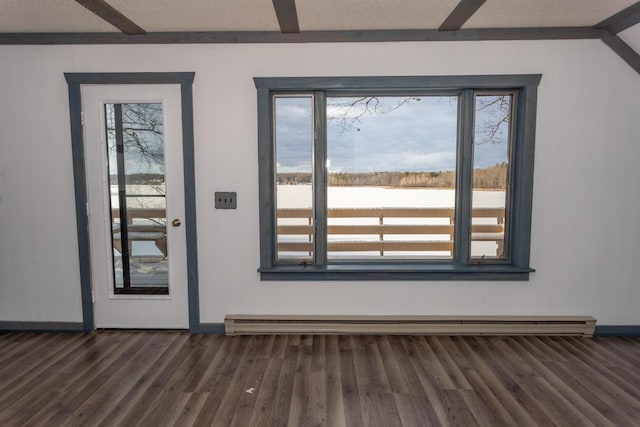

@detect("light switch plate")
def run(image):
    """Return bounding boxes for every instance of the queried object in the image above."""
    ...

[215,192,237,209]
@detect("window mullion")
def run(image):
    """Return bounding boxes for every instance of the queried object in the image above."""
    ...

[259,89,275,268]
[454,89,474,264]
[313,91,327,265]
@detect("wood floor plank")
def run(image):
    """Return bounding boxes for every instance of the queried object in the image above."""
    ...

[598,337,640,366]
[174,334,226,392]
[337,335,365,427]
[409,335,458,391]
[0,332,52,367]
[207,336,267,426]
[0,333,58,381]
[537,337,640,422]
[508,336,617,427]
[454,337,539,427]
[376,336,411,395]
[172,392,210,427]
[570,336,632,369]
[401,336,453,426]
[306,336,328,426]
[0,333,147,426]
[246,357,284,426]
[393,393,442,427]
[192,335,241,393]
[228,343,271,427]
[441,388,480,426]
[26,334,131,424]
[28,334,180,425]
[0,333,35,358]
[352,336,398,427]
[0,333,92,405]
[97,332,192,426]
[135,390,191,427]
[0,332,639,426]
[517,337,638,426]
[568,337,640,388]
[324,335,347,427]
[387,336,446,426]
[0,332,139,424]
[286,335,314,427]
[60,332,177,426]
[551,337,640,405]
[425,336,473,391]
[268,336,300,426]
[470,336,559,426]
[488,337,596,426]
[448,337,518,426]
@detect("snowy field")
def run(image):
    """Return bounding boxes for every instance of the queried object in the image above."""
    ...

[276,185,506,259]
[276,185,505,209]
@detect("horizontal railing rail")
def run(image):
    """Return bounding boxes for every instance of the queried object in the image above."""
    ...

[111,208,168,257]
[277,207,505,256]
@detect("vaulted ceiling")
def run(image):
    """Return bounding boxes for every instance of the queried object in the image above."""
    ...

[1,0,639,74]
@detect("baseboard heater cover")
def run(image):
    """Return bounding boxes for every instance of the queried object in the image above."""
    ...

[225,315,596,337]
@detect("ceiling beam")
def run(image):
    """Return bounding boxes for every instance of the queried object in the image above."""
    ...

[600,31,640,75]
[595,1,640,34]
[272,0,300,34]
[0,27,602,45]
[439,0,487,31]
[75,0,145,35]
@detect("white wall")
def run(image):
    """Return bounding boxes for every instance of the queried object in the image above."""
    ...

[1,40,639,325]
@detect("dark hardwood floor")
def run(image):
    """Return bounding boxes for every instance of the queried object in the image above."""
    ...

[1,332,639,426]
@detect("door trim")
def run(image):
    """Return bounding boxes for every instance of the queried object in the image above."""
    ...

[65,72,199,332]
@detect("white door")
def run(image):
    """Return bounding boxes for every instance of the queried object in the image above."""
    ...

[83,84,188,328]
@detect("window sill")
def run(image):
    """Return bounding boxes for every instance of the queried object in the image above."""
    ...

[258,264,534,281]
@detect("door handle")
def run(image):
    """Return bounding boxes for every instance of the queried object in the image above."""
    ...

[171,218,181,227]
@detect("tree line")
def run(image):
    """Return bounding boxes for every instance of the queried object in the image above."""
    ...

[110,173,164,185]
[277,163,508,189]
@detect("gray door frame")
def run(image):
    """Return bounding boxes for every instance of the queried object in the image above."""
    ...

[65,72,202,332]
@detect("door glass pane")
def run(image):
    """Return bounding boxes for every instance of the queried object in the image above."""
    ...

[326,95,458,260]
[471,94,512,260]
[105,103,168,294]
[274,96,315,262]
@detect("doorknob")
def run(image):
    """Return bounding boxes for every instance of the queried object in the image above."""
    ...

[171,219,181,227]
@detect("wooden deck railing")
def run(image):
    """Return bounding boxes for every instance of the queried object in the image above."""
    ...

[277,207,505,257]
[111,208,167,257]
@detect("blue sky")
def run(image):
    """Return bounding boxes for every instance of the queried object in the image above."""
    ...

[275,95,510,174]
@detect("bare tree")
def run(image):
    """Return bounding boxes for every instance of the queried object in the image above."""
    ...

[105,103,164,167]
[328,96,422,132]
[475,95,511,145]
[327,95,511,145]
[105,102,166,205]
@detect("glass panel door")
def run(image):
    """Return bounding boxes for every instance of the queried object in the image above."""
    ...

[105,103,168,294]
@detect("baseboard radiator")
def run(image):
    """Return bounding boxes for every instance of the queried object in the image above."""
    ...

[225,315,596,337]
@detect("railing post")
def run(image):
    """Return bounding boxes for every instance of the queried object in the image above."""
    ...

[379,209,384,257]
[308,212,313,257]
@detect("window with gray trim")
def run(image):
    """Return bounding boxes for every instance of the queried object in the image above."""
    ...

[255,75,540,281]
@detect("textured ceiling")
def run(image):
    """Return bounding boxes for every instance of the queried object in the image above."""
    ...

[109,0,280,32]
[0,0,115,32]
[296,0,458,31]
[465,0,638,28]
[0,0,637,33]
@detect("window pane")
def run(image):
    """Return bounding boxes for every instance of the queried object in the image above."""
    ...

[326,96,458,260]
[274,96,314,261]
[471,95,512,260]
[106,103,168,294]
